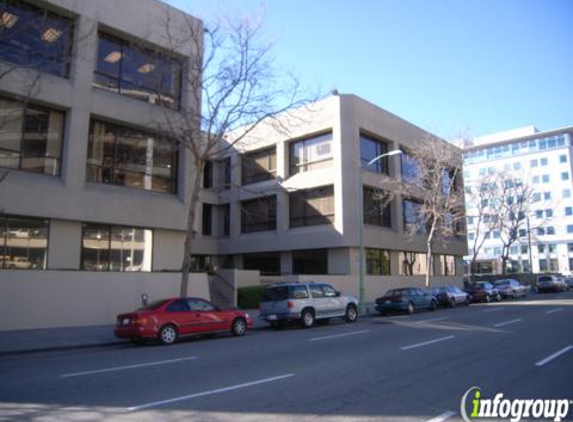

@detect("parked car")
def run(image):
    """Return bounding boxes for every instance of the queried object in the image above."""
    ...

[536,275,569,293]
[464,282,502,303]
[375,287,437,315]
[564,278,573,289]
[114,297,253,345]
[429,285,470,307]
[259,283,358,329]
[494,279,528,299]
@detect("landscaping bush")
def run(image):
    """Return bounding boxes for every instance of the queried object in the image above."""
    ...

[237,285,266,309]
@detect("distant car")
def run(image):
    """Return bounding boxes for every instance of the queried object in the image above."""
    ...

[494,279,528,299]
[564,278,573,289]
[258,283,358,329]
[429,285,470,307]
[375,287,437,315]
[114,297,253,345]
[536,275,568,293]
[464,282,502,303]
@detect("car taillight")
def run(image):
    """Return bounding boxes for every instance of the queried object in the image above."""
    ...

[286,301,294,309]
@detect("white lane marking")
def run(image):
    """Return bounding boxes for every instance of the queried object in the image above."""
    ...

[546,308,564,314]
[426,410,456,422]
[309,330,370,342]
[61,357,198,378]
[493,319,522,328]
[483,307,505,313]
[415,316,449,324]
[535,345,573,367]
[401,335,455,351]
[128,374,295,411]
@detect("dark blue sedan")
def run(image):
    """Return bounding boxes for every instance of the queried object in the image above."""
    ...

[375,287,438,315]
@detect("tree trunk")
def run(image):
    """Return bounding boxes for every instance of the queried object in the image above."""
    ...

[425,247,432,288]
[179,161,204,297]
[501,255,508,276]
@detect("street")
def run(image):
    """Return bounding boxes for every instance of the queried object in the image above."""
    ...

[1,291,572,422]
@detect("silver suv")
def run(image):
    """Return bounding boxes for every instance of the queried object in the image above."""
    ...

[536,275,568,293]
[259,283,359,329]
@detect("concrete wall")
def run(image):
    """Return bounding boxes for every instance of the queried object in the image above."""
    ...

[0,271,209,331]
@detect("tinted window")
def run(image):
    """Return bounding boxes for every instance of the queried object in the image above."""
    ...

[288,285,310,299]
[188,299,216,312]
[309,285,325,298]
[166,300,190,312]
[322,285,337,297]
[0,215,49,269]
[137,299,169,311]
[262,287,288,301]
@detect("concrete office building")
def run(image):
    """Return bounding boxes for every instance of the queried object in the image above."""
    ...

[463,126,573,275]
[0,0,466,331]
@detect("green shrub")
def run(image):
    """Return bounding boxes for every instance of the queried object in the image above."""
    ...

[237,285,266,309]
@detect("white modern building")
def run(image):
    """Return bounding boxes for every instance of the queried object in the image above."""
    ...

[463,125,573,275]
[0,0,467,331]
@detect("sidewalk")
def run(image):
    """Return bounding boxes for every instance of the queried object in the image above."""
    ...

[0,306,376,356]
[0,309,269,356]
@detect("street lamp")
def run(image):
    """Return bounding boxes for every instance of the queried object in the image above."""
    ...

[357,149,402,315]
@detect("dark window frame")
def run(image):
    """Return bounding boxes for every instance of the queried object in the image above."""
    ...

[360,133,389,174]
[240,196,277,233]
[363,186,391,228]
[366,248,391,275]
[0,215,50,270]
[241,147,276,185]
[289,185,335,228]
[292,249,328,275]
[243,252,281,275]
[289,132,333,176]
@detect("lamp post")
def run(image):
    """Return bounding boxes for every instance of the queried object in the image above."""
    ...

[357,149,402,315]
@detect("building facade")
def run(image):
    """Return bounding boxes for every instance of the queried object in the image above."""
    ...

[0,0,466,330]
[463,126,573,275]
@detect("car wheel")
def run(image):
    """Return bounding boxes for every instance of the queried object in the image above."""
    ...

[485,295,491,303]
[231,317,247,336]
[345,304,358,322]
[407,302,415,315]
[158,324,178,345]
[301,309,315,328]
[449,298,456,308]
[430,300,437,312]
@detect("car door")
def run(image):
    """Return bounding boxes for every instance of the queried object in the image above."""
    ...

[322,284,345,316]
[165,299,199,335]
[188,298,229,334]
[309,284,328,317]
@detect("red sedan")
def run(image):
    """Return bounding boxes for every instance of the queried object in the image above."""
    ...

[114,297,253,345]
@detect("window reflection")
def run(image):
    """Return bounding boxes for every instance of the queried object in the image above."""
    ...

[241,147,276,185]
[0,216,49,270]
[289,133,333,175]
[87,120,177,194]
[399,251,427,276]
[289,186,334,228]
[0,98,64,175]
[93,32,181,109]
[0,0,73,77]
[240,196,277,233]
[81,223,153,272]
[360,134,389,174]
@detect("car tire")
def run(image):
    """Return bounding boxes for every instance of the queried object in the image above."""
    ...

[430,300,437,312]
[158,324,178,345]
[407,302,415,315]
[231,317,247,336]
[301,309,315,328]
[345,304,358,323]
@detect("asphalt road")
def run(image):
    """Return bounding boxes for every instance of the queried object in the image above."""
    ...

[1,291,572,422]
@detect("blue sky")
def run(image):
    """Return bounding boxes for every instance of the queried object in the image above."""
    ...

[167,0,572,139]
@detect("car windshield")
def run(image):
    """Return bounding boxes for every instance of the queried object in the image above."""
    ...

[137,299,169,311]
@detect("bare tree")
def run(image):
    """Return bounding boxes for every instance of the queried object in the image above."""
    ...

[396,138,466,287]
[149,15,315,296]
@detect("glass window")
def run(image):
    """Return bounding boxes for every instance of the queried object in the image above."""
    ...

[0,99,64,175]
[202,204,212,236]
[190,254,212,272]
[0,0,73,77]
[240,196,276,233]
[560,154,567,163]
[530,159,538,167]
[86,120,177,194]
[188,299,215,312]
[309,284,326,298]
[547,227,555,235]
[399,251,427,276]
[94,32,181,109]
[562,172,570,181]
[219,203,230,237]
[521,245,528,254]
[566,207,572,216]
[289,185,334,228]
[203,161,213,188]
[363,186,391,227]
[540,158,548,166]
[563,189,571,199]
[292,249,328,275]
[403,199,424,233]
[544,192,551,200]
[366,248,390,275]
[400,150,420,182]
[0,215,49,269]
[81,223,153,272]
[360,134,389,174]
[289,132,333,175]
[545,209,553,218]
[241,147,276,185]
[243,252,280,275]
[542,174,550,183]
[167,299,190,312]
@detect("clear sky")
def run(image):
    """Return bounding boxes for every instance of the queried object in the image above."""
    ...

[166,0,572,139]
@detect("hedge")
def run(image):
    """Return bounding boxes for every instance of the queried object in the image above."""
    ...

[237,285,267,309]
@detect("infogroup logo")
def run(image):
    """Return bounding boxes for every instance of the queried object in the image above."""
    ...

[460,386,571,422]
